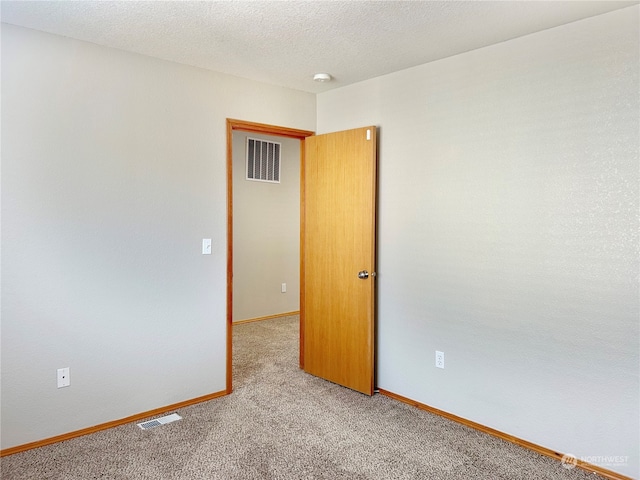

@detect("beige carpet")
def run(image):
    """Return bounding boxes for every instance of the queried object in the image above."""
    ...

[1,315,598,479]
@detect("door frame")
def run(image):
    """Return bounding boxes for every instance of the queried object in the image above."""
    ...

[226,119,314,393]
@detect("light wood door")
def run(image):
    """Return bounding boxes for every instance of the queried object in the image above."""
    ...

[302,126,377,395]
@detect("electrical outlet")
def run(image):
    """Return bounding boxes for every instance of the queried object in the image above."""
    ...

[281,283,287,293]
[57,367,70,388]
[435,351,445,369]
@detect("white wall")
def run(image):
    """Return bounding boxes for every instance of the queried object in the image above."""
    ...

[0,24,315,449]
[232,132,300,321]
[318,7,638,478]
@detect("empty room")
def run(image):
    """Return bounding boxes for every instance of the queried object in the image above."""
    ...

[1,1,638,479]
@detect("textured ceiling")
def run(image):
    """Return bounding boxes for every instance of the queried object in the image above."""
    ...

[1,1,637,93]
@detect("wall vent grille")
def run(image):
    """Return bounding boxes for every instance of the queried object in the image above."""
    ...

[246,137,281,183]
[137,413,182,430]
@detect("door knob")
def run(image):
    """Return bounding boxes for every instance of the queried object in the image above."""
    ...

[358,270,369,279]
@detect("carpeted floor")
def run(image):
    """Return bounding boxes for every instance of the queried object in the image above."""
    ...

[1,315,599,479]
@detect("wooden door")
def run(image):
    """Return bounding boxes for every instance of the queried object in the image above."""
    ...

[302,126,377,395]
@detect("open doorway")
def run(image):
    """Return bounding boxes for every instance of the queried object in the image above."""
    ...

[231,131,301,323]
[226,119,314,393]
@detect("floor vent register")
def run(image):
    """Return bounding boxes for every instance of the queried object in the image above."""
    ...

[137,413,182,430]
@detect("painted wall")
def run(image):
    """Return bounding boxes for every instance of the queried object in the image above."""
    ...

[0,24,315,449]
[318,7,639,478]
[232,132,300,322]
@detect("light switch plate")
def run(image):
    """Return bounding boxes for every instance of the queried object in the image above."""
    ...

[202,239,212,255]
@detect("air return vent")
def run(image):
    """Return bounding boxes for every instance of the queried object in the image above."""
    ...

[246,137,281,183]
[137,413,182,430]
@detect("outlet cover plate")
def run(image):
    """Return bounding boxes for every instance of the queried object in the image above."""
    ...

[435,351,444,369]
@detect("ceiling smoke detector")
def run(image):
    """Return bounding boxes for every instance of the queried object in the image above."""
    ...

[313,73,332,82]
